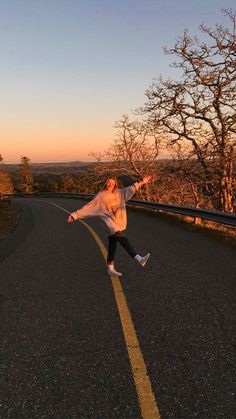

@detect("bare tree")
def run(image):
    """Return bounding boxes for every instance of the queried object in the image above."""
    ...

[91,115,162,200]
[142,9,236,212]
[160,142,220,208]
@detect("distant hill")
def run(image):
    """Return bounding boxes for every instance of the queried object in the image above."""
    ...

[3,161,98,174]
[2,159,236,175]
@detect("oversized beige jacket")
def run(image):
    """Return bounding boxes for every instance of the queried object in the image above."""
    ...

[71,183,138,235]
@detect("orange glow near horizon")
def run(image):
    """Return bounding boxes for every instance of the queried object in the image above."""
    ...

[1,123,170,164]
[1,123,114,163]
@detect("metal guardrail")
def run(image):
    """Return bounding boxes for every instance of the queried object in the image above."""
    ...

[9,192,236,227]
[129,199,236,227]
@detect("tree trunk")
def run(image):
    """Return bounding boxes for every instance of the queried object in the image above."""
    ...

[220,160,233,213]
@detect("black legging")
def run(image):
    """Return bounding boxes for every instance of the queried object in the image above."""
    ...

[107,231,137,263]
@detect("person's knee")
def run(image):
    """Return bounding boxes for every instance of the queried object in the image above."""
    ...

[114,230,126,238]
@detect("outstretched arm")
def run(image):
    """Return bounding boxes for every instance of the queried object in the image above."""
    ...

[122,175,153,202]
[67,193,101,223]
[135,175,152,190]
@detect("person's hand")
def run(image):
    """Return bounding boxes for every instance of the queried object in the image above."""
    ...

[67,215,74,223]
[142,175,152,185]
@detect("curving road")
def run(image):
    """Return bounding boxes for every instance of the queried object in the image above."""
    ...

[0,197,235,419]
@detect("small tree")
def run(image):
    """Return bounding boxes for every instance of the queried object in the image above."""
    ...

[18,156,33,193]
[0,171,14,195]
[0,155,14,196]
[60,173,79,192]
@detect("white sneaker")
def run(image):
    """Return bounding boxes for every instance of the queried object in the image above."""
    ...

[107,266,122,277]
[135,253,150,267]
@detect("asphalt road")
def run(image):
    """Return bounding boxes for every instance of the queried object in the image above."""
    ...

[0,197,235,419]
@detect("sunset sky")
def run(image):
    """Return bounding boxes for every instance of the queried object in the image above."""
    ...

[1,0,235,163]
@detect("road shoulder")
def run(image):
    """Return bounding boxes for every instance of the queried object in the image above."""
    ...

[0,200,22,241]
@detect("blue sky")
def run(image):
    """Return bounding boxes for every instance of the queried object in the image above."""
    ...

[0,0,235,162]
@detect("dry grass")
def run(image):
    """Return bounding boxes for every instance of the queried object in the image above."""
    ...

[194,219,236,238]
[0,200,21,240]
[179,214,236,242]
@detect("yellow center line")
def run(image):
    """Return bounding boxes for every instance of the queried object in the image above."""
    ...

[37,199,161,419]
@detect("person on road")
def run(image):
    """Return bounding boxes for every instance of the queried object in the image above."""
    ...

[67,175,152,276]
